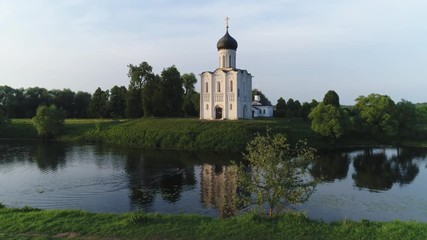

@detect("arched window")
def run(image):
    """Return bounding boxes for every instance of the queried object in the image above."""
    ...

[206,104,209,110]
[222,56,226,68]
[217,81,221,93]
[230,104,232,110]
[230,80,233,92]
[229,55,232,67]
[205,82,208,93]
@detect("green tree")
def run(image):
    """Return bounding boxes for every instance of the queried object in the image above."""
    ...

[274,97,286,117]
[354,94,398,137]
[32,105,65,139]
[396,99,416,132]
[141,74,160,117]
[309,103,349,139]
[74,91,91,118]
[23,87,51,118]
[127,61,154,117]
[88,87,109,118]
[181,73,197,96]
[235,132,317,217]
[49,88,76,118]
[182,73,199,117]
[109,85,127,118]
[323,90,340,107]
[154,65,184,117]
[0,109,9,130]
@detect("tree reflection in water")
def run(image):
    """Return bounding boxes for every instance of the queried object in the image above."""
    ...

[352,148,422,191]
[124,149,197,211]
[310,151,350,182]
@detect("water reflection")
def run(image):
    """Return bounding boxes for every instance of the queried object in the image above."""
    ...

[352,148,420,191]
[124,150,197,210]
[310,151,350,182]
[1,140,427,221]
[201,164,238,217]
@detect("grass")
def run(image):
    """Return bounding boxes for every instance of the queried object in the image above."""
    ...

[0,207,425,240]
[2,118,427,151]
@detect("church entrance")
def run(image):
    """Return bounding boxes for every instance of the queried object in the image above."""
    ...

[215,106,223,119]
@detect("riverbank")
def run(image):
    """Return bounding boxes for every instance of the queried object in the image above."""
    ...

[2,118,427,151]
[0,207,425,240]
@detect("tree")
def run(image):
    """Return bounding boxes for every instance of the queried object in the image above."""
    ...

[235,132,317,217]
[0,109,9,130]
[49,88,76,118]
[109,85,127,118]
[32,105,66,139]
[323,90,340,107]
[181,73,197,95]
[128,61,153,90]
[127,61,154,118]
[88,87,109,118]
[23,87,51,118]
[182,73,199,117]
[396,99,416,132]
[354,94,398,137]
[159,65,184,117]
[309,91,349,139]
[309,103,349,139]
[252,89,272,106]
[74,91,91,118]
[274,97,286,117]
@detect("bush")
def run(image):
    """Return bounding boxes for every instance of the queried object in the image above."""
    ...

[32,105,66,139]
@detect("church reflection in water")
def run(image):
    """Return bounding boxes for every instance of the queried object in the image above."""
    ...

[200,164,238,217]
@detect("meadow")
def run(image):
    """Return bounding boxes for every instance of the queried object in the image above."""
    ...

[0,206,425,240]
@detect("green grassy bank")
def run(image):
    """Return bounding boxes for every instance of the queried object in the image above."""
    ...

[1,118,320,151]
[2,118,427,151]
[0,207,425,240]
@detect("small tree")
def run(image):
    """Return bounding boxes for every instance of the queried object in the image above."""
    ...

[235,132,317,217]
[0,109,9,130]
[32,105,65,139]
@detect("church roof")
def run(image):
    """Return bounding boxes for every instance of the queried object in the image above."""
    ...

[217,28,238,51]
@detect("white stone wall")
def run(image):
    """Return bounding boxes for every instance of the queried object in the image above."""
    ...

[218,49,236,69]
[200,69,251,120]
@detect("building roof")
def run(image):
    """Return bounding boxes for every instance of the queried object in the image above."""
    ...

[217,28,238,51]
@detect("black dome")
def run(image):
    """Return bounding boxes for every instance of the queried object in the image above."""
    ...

[217,29,238,50]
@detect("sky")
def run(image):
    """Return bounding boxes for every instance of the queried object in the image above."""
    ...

[1,0,426,105]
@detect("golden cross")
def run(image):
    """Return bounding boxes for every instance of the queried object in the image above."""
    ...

[225,16,229,29]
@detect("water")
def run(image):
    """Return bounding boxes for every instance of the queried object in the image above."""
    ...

[0,139,426,221]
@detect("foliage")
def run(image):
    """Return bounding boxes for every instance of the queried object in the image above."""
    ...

[274,97,286,117]
[181,73,197,95]
[0,109,10,129]
[127,61,153,90]
[396,99,417,132]
[109,85,127,118]
[354,94,398,137]
[235,132,317,217]
[32,105,66,139]
[252,89,272,106]
[126,87,143,118]
[309,103,350,139]
[88,87,110,118]
[323,90,340,107]
[73,91,92,118]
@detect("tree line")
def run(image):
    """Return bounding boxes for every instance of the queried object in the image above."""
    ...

[0,61,199,120]
[308,90,425,140]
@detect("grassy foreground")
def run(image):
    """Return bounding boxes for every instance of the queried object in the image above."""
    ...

[0,207,426,240]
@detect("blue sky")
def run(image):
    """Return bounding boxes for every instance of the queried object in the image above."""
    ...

[1,0,426,105]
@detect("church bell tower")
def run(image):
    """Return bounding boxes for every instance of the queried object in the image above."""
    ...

[200,18,253,120]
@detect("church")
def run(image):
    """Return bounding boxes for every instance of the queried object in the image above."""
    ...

[200,18,253,120]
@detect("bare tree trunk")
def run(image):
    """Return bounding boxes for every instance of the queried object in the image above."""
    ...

[269,208,273,217]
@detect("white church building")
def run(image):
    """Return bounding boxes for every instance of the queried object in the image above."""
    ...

[200,19,253,120]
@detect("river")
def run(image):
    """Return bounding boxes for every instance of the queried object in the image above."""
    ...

[0,139,426,222]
